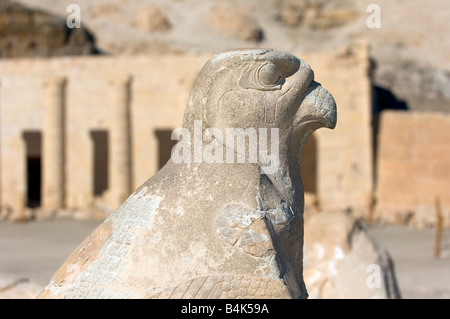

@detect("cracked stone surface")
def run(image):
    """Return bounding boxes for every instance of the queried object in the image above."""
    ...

[38,49,337,299]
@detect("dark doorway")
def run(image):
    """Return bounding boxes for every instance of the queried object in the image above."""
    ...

[23,131,42,208]
[300,134,317,194]
[155,129,178,169]
[90,130,109,196]
[372,85,408,184]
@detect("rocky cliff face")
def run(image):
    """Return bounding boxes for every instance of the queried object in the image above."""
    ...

[8,0,450,112]
[0,0,98,57]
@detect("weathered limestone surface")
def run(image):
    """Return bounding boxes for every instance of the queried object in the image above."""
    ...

[303,211,401,298]
[37,49,337,299]
[374,110,450,228]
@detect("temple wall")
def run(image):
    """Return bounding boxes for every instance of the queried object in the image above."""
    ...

[0,47,374,220]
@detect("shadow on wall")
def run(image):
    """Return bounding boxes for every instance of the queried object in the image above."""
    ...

[300,134,317,194]
[373,85,408,113]
[155,129,178,169]
[372,85,408,182]
[22,131,42,208]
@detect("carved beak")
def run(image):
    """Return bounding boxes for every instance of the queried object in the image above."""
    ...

[294,81,337,131]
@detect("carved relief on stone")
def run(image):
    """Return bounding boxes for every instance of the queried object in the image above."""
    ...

[38,49,337,299]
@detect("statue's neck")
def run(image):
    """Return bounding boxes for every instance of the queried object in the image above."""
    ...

[174,123,304,208]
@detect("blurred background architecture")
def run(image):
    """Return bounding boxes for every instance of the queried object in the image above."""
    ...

[1,0,449,227]
[0,0,449,299]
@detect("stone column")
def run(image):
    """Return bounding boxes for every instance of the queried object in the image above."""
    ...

[108,75,132,208]
[42,77,66,211]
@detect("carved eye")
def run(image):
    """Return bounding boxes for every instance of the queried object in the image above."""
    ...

[258,63,281,86]
[238,62,282,91]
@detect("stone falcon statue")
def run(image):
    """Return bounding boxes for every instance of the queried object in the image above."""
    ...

[38,49,337,299]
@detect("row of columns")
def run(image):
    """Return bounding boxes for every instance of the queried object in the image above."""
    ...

[40,75,132,212]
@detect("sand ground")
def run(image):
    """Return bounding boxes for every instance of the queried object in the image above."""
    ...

[367,224,450,299]
[0,218,449,299]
